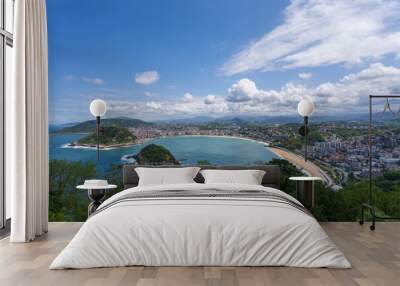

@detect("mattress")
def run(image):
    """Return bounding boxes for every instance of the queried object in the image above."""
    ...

[50,183,350,269]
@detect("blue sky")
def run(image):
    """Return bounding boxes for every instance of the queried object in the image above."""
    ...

[47,0,400,124]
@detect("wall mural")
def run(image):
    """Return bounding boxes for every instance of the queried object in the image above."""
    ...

[47,0,400,222]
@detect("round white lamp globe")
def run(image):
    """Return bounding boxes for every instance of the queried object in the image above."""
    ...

[90,99,107,117]
[297,99,315,117]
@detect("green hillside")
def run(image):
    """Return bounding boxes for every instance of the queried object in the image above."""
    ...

[77,126,136,146]
[56,117,154,133]
[135,144,179,165]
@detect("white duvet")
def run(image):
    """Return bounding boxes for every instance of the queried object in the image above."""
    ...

[50,183,351,269]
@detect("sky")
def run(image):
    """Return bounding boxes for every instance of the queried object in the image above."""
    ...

[47,0,400,124]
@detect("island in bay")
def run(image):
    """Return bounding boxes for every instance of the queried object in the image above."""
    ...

[58,117,154,149]
[134,144,180,165]
[74,126,137,149]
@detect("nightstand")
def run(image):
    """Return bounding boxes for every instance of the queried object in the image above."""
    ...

[77,180,117,216]
[289,177,322,210]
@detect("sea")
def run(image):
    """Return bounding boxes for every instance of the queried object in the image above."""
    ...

[50,134,279,174]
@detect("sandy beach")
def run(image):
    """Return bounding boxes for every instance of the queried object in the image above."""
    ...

[269,146,334,186]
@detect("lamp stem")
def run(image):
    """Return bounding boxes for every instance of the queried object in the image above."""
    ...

[304,116,308,162]
[96,116,100,161]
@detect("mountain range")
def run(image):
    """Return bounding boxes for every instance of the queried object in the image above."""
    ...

[51,112,400,133]
[54,117,154,133]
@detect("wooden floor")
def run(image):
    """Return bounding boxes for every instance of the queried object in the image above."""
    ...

[0,222,399,286]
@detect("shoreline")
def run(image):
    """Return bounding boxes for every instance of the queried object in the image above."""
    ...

[60,134,270,150]
[57,133,334,185]
[60,138,152,150]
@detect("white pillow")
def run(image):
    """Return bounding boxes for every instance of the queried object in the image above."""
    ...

[136,167,200,186]
[200,169,266,185]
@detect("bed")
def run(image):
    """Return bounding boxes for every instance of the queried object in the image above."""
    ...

[50,165,350,269]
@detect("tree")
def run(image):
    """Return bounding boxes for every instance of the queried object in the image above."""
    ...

[135,144,179,165]
[48,158,400,223]
[268,158,303,197]
[104,163,124,197]
[197,160,212,165]
[49,160,96,221]
[266,158,400,221]
[78,126,136,146]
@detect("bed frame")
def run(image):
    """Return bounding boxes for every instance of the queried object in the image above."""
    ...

[123,165,281,190]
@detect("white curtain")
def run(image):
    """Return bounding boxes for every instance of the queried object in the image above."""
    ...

[8,0,49,242]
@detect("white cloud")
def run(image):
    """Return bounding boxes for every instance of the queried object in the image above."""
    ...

[227,78,259,102]
[226,63,400,115]
[146,101,162,110]
[222,0,400,75]
[341,63,400,82]
[144,91,155,97]
[173,95,229,115]
[314,63,400,109]
[182,93,195,102]
[107,95,229,120]
[135,70,159,85]
[227,78,304,105]
[81,77,104,85]
[106,63,400,119]
[204,95,217,105]
[64,75,104,85]
[298,72,312,79]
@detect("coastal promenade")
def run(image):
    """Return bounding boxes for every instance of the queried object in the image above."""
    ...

[269,146,334,186]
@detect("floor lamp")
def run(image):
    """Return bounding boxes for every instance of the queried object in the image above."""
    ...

[297,99,315,162]
[359,94,400,230]
[89,99,107,161]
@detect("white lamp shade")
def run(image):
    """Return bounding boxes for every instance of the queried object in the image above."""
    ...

[90,99,107,117]
[297,99,315,117]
